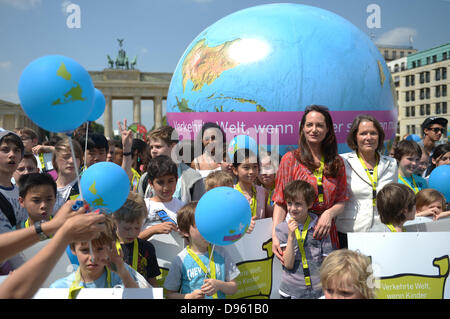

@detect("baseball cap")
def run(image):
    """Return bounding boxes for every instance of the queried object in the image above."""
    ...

[0,130,25,151]
[421,117,448,130]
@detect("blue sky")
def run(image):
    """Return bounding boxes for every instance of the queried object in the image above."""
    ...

[1,0,449,131]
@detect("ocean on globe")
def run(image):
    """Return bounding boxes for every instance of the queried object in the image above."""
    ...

[18,55,95,133]
[166,3,397,156]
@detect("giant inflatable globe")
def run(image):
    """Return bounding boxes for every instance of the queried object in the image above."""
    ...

[167,3,397,155]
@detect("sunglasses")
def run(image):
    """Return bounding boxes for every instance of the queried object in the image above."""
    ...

[428,127,446,134]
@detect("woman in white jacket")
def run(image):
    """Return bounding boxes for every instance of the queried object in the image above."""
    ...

[337,115,397,248]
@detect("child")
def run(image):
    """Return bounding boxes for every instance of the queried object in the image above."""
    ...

[320,249,377,299]
[257,152,278,208]
[139,126,205,202]
[393,140,428,194]
[232,148,272,219]
[18,173,56,229]
[425,142,450,177]
[374,183,416,232]
[416,188,450,220]
[204,170,234,191]
[138,155,184,240]
[113,192,161,287]
[414,146,429,177]
[52,138,83,213]
[0,130,28,234]
[50,214,140,297]
[12,153,39,186]
[76,133,109,169]
[275,180,333,299]
[164,202,240,299]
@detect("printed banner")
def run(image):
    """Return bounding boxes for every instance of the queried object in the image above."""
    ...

[167,110,397,145]
[348,232,450,299]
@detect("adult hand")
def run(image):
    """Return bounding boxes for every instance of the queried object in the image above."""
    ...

[47,200,87,231]
[313,210,332,240]
[58,211,106,243]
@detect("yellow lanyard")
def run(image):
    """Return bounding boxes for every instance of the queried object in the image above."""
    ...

[38,153,46,171]
[186,245,218,299]
[115,239,139,271]
[68,266,111,299]
[313,156,325,203]
[357,153,378,207]
[386,223,399,232]
[235,183,257,217]
[294,215,312,287]
[398,175,419,194]
[130,168,141,192]
[267,187,274,207]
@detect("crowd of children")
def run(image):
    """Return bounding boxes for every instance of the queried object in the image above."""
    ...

[0,115,449,299]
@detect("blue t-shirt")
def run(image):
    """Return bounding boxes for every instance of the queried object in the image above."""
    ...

[164,246,240,299]
[50,264,138,288]
[398,174,428,193]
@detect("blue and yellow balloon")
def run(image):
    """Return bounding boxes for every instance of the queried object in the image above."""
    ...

[18,55,94,133]
[428,165,450,202]
[80,162,130,214]
[88,88,106,122]
[195,187,251,246]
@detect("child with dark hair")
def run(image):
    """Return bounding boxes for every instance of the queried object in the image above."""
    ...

[374,183,416,232]
[232,148,272,220]
[275,179,333,299]
[0,130,27,233]
[18,173,57,229]
[77,133,109,169]
[393,140,428,193]
[139,155,184,240]
[113,192,160,286]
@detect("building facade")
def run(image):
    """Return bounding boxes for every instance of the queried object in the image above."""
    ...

[389,42,450,138]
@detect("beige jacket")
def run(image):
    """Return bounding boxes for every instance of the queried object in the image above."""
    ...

[336,151,398,233]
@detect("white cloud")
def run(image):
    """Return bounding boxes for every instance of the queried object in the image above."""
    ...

[0,0,42,10]
[376,27,417,46]
[0,61,12,69]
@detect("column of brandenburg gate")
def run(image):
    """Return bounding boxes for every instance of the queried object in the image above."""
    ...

[89,69,172,139]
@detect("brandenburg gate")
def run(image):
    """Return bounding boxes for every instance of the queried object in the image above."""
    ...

[89,69,171,139]
[89,39,172,139]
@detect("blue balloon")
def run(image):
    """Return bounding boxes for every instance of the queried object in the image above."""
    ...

[428,165,450,202]
[88,88,106,122]
[18,55,95,133]
[405,134,421,142]
[227,135,258,161]
[195,187,251,246]
[80,162,130,214]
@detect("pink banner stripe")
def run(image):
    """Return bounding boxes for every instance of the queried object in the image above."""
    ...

[167,110,397,144]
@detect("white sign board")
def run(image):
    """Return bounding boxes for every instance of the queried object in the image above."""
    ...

[348,232,450,299]
[33,288,163,299]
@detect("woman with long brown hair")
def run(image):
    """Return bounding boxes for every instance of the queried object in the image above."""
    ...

[271,105,348,261]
